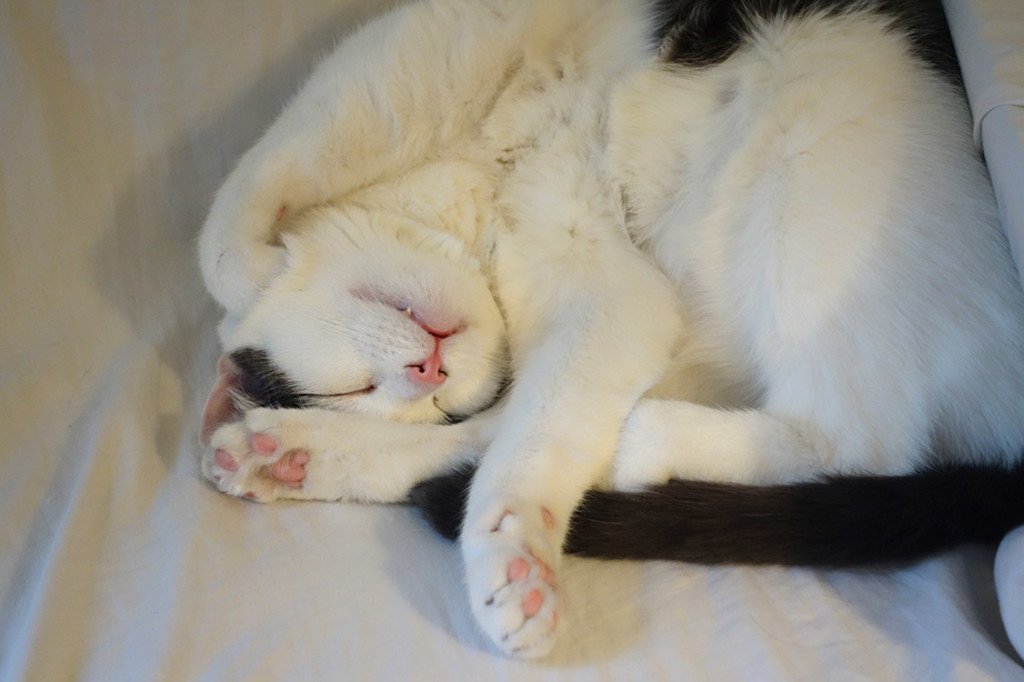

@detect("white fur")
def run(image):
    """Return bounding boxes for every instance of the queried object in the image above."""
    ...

[197,0,1024,659]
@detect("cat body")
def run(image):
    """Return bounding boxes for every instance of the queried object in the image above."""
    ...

[198,0,1024,658]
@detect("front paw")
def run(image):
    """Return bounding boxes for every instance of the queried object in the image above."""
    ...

[463,502,562,658]
[201,409,313,503]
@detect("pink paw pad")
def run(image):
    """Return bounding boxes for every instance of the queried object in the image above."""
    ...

[271,451,310,488]
[214,449,239,472]
[507,556,555,586]
[506,553,556,618]
[522,589,544,618]
[508,558,530,582]
[251,433,277,456]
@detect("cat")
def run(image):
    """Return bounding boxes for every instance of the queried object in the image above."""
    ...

[196,0,1024,658]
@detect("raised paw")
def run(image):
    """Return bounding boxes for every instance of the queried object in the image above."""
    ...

[463,504,562,658]
[201,411,312,503]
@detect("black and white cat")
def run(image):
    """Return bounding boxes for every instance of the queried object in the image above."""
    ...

[197,0,1024,658]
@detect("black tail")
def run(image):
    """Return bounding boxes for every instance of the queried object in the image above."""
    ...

[408,463,1024,568]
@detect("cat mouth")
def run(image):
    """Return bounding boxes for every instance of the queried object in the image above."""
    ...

[436,371,511,426]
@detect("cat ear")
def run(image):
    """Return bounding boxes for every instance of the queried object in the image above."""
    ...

[198,175,291,315]
[199,353,242,446]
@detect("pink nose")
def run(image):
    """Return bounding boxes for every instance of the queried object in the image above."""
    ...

[406,351,446,386]
[402,307,456,387]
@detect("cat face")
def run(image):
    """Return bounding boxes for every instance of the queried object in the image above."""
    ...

[202,206,508,443]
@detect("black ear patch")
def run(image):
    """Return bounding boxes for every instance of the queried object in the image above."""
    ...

[229,347,313,409]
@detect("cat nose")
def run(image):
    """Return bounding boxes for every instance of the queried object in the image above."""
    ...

[400,307,454,387]
[406,350,447,386]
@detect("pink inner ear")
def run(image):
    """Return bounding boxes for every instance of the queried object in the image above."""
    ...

[199,354,242,446]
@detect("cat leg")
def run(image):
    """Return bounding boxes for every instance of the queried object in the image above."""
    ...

[612,367,934,488]
[199,1,529,313]
[459,219,683,657]
[611,400,824,487]
[201,407,496,503]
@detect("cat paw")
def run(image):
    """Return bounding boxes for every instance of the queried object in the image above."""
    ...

[201,409,312,503]
[463,503,561,658]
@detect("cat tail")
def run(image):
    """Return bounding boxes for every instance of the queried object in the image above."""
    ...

[409,462,1024,567]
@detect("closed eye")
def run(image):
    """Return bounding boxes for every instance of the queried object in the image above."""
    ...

[297,385,377,400]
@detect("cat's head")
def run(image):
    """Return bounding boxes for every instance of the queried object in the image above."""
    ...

[200,204,508,445]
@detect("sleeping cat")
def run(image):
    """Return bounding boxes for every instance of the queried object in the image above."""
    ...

[197,0,1024,658]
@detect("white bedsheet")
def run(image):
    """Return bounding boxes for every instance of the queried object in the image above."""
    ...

[1,1,1022,679]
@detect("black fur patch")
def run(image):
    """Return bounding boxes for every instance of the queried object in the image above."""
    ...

[408,464,475,542]
[410,462,1024,568]
[229,347,313,409]
[650,0,961,83]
